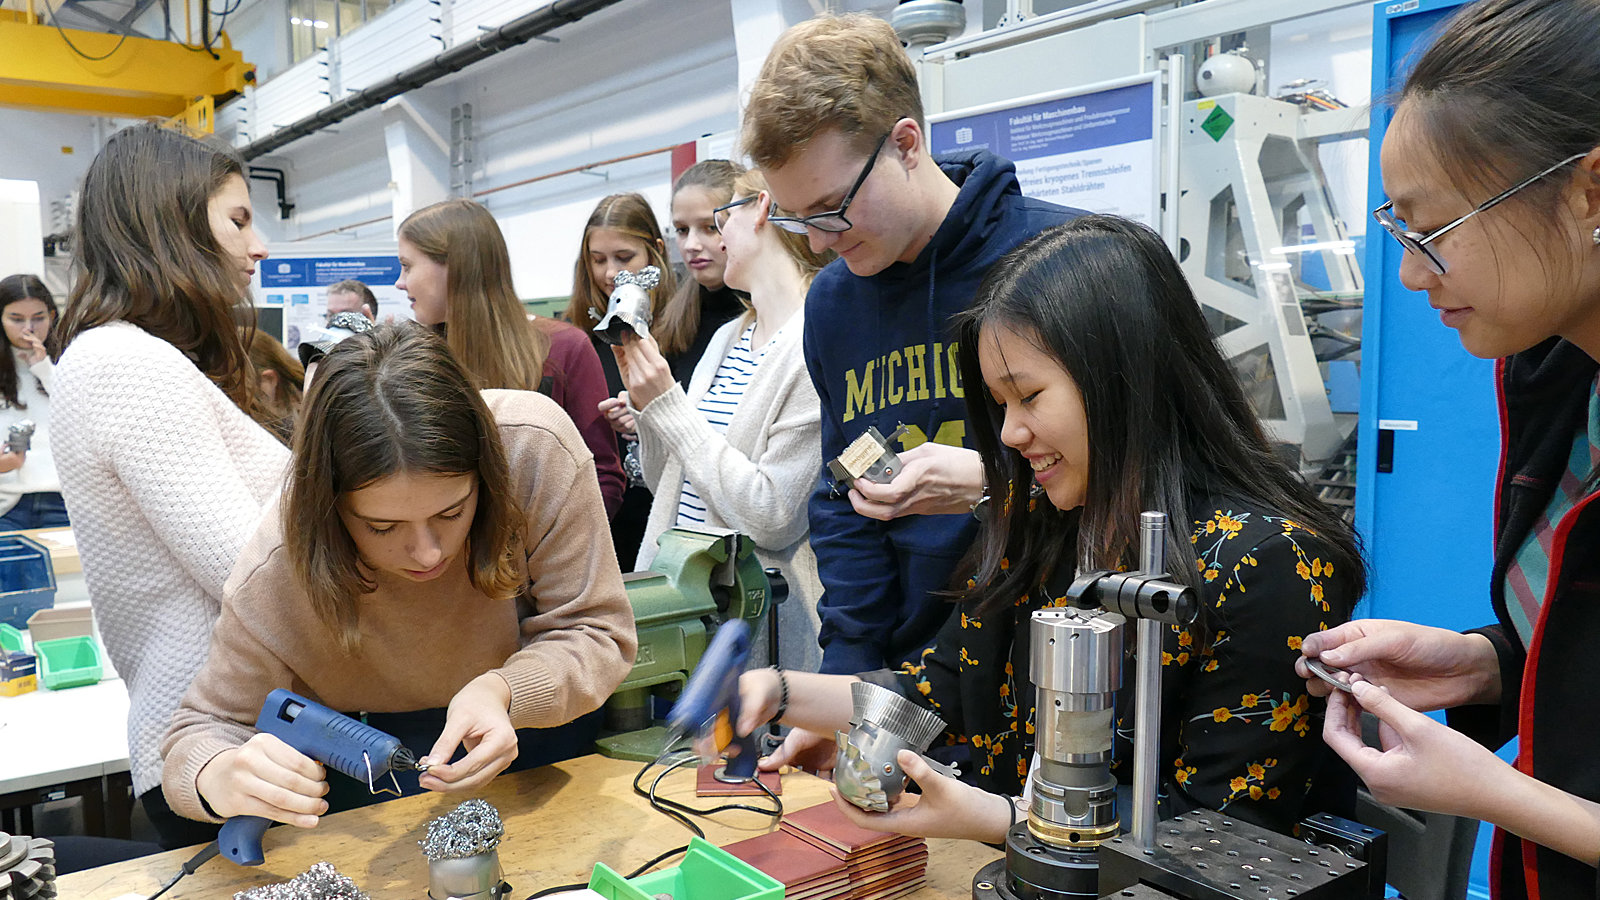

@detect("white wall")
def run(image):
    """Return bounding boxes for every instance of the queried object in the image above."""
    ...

[0,0,1375,298]
[0,110,102,238]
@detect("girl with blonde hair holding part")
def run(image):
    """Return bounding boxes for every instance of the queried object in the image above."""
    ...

[617,168,832,671]
[52,123,290,848]
[397,198,623,517]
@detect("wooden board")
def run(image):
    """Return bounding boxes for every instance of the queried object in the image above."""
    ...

[55,754,1001,900]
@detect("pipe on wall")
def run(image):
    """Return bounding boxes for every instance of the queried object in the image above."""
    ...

[238,0,628,161]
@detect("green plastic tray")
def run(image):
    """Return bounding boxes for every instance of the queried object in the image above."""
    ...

[588,837,783,900]
[35,635,102,689]
[0,623,22,654]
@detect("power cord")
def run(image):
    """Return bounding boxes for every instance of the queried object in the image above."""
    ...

[40,0,129,61]
[143,841,219,900]
[524,747,783,899]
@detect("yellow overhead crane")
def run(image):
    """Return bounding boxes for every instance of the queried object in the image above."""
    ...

[0,4,252,130]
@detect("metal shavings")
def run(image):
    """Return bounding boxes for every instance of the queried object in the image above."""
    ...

[613,266,661,290]
[233,862,369,900]
[419,799,505,861]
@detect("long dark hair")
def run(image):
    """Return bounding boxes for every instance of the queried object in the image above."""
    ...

[0,275,60,409]
[285,322,522,651]
[57,123,257,411]
[1399,0,1600,228]
[956,216,1365,616]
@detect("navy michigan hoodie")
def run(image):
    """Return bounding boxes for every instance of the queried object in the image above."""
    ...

[803,149,1082,675]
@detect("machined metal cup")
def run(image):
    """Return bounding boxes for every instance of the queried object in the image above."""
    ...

[427,849,506,900]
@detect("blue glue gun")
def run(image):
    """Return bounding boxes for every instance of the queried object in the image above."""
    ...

[666,619,759,781]
[219,689,423,866]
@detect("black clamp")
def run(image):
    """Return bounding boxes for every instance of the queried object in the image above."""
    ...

[1064,570,1198,626]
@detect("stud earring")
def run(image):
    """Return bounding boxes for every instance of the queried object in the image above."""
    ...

[1593,226,1600,246]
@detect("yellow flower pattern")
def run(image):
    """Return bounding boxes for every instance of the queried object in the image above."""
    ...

[900,502,1351,834]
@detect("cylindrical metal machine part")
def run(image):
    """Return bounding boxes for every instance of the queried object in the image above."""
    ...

[971,824,1100,900]
[1131,511,1168,851]
[428,850,505,900]
[1027,607,1125,846]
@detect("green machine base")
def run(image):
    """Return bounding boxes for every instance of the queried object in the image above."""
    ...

[595,725,674,763]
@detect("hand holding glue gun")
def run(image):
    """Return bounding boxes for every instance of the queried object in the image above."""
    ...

[666,619,760,781]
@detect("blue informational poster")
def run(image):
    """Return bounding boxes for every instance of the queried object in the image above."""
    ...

[929,75,1160,225]
[260,256,401,289]
[254,252,407,349]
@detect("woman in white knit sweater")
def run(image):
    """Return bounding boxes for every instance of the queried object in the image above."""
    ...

[614,168,831,672]
[52,124,289,848]
[0,275,68,531]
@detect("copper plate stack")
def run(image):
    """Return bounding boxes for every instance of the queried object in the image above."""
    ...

[725,801,927,900]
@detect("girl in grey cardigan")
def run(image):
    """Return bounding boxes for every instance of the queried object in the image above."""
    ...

[614,168,832,672]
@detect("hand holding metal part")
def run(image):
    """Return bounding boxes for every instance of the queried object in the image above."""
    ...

[834,681,954,812]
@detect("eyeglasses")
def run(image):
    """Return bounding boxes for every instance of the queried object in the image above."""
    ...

[712,196,756,234]
[766,132,891,235]
[1372,153,1586,275]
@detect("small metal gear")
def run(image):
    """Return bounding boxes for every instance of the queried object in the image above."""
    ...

[0,835,56,900]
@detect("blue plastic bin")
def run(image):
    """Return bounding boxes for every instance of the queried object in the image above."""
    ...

[0,535,56,630]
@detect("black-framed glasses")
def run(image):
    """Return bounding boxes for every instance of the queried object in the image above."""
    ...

[766,132,891,235]
[1372,152,1586,275]
[712,196,756,234]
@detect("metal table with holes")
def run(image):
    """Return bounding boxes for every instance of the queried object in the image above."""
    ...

[55,752,1003,899]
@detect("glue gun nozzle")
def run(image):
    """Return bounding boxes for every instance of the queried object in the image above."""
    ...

[392,747,429,773]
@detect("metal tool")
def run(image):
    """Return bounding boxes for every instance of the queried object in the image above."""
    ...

[664,618,759,782]
[219,689,429,866]
[591,266,660,346]
[970,512,1386,899]
[1305,657,1356,693]
[835,681,951,813]
[595,527,777,763]
[974,512,1200,899]
[828,424,910,491]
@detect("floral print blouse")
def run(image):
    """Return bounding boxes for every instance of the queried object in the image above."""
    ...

[884,498,1357,835]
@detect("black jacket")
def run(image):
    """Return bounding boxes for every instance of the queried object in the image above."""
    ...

[1446,337,1600,899]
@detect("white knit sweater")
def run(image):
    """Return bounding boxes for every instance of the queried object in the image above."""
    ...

[634,312,825,672]
[53,322,289,795]
[0,349,61,514]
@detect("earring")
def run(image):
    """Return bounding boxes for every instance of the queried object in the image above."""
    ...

[1593,226,1600,246]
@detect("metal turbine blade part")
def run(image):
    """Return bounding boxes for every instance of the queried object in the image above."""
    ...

[850,681,947,750]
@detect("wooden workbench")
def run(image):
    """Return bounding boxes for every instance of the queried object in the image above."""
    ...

[56,754,1002,899]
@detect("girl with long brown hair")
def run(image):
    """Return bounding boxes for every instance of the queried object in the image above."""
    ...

[0,274,67,531]
[397,199,623,516]
[566,192,679,570]
[51,122,291,849]
[161,323,635,827]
